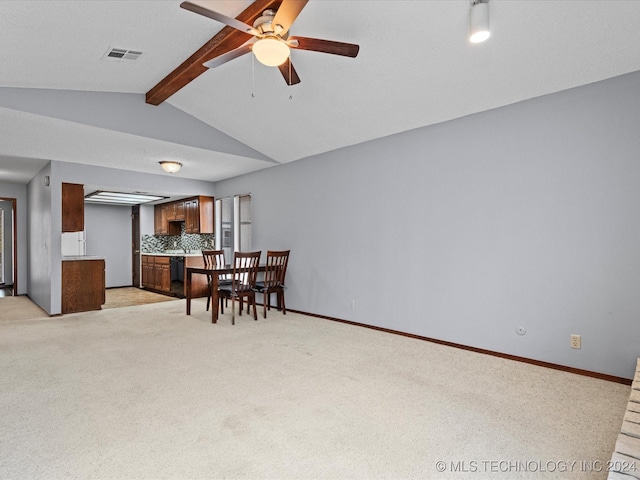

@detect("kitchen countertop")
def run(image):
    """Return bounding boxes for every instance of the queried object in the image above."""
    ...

[62,255,105,261]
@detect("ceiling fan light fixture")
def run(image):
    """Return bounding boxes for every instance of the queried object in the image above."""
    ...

[252,37,290,67]
[469,0,490,43]
[159,161,182,174]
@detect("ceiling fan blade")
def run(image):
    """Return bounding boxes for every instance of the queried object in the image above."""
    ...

[203,42,253,69]
[278,58,301,86]
[180,1,259,35]
[289,36,359,58]
[272,0,309,36]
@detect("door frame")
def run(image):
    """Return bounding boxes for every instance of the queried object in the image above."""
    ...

[0,197,18,296]
[132,205,141,287]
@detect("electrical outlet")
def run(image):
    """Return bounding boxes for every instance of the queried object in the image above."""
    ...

[570,334,581,349]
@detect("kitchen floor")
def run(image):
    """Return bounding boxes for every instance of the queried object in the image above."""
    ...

[103,287,179,310]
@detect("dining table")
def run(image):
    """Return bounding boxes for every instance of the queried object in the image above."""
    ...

[185,265,266,323]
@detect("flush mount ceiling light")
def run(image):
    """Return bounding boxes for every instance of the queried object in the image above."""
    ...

[159,161,183,174]
[469,0,491,43]
[85,191,168,206]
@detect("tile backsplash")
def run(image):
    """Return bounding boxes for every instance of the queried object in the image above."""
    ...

[142,223,214,253]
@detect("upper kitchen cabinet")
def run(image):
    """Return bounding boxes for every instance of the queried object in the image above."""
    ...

[185,196,214,234]
[154,196,214,235]
[62,182,84,232]
[154,203,181,236]
[154,204,168,235]
[166,201,185,222]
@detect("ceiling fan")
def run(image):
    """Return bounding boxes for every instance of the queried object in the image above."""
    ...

[180,0,360,86]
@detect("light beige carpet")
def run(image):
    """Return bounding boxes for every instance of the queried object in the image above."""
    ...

[0,296,631,479]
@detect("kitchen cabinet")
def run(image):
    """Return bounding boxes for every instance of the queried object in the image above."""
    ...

[154,205,168,235]
[166,201,185,222]
[62,258,105,313]
[185,198,199,233]
[142,256,153,289]
[142,255,171,293]
[141,254,208,298]
[154,196,214,235]
[186,196,214,234]
[62,182,84,232]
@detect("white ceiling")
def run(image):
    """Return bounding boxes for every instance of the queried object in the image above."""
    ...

[1,0,639,185]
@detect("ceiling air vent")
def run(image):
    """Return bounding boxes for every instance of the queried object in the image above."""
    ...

[104,47,143,61]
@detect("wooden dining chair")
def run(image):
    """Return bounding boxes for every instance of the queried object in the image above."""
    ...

[201,249,230,312]
[254,250,290,318]
[217,250,261,324]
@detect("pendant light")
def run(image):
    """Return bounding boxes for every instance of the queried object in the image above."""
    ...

[470,0,490,44]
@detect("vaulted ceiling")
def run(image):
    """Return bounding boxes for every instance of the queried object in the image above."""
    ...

[1,1,639,184]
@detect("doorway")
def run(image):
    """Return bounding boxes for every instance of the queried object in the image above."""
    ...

[132,205,140,287]
[0,198,17,296]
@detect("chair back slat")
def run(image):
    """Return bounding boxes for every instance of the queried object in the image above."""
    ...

[232,251,261,292]
[202,250,225,270]
[202,249,228,314]
[263,250,290,289]
[203,249,233,281]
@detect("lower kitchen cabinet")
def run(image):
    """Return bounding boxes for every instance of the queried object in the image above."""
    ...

[142,255,171,293]
[142,255,209,298]
[62,259,105,314]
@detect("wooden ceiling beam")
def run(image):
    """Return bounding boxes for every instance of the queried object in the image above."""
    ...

[146,0,282,106]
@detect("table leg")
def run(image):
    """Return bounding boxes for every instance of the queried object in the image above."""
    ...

[211,272,218,323]
[186,269,192,316]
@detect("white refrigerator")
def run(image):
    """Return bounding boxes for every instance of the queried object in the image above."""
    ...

[61,231,86,256]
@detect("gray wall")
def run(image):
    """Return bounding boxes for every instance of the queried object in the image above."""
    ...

[215,71,640,380]
[27,164,53,310]
[85,203,132,288]
[0,182,27,294]
[140,204,155,236]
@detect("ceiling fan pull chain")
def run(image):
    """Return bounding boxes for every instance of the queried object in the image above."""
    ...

[288,56,293,100]
[251,53,256,98]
